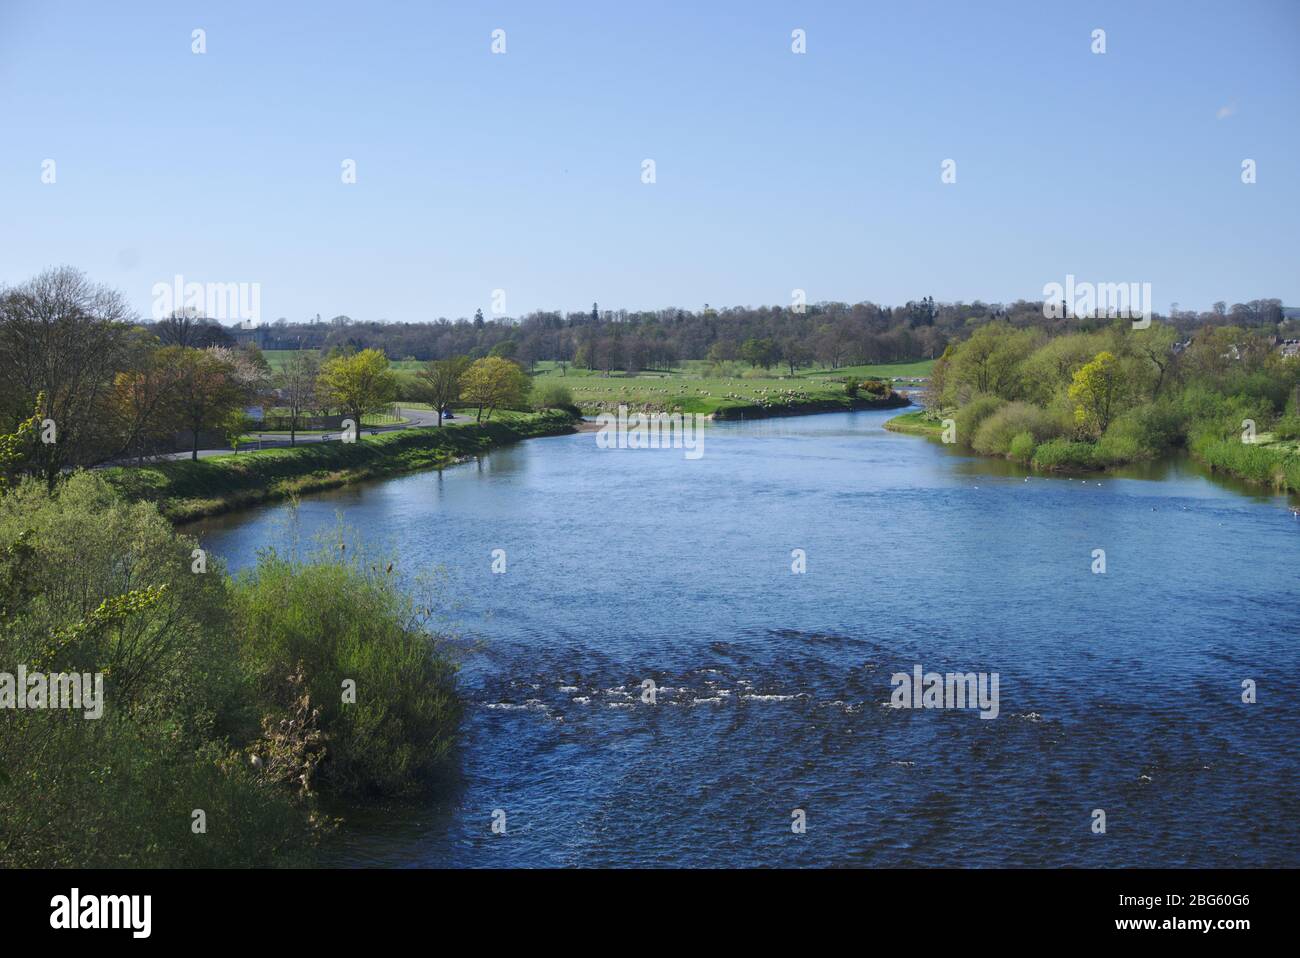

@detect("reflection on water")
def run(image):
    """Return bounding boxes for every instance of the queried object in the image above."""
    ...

[190,410,1300,867]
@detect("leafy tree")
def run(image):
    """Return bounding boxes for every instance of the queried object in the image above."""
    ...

[415,356,470,426]
[316,348,397,436]
[0,267,135,483]
[0,396,41,491]
[741,337,779,369]
[947,323,1036,401]
[460,357,529,422]
[1069,351,1126,436]
[158,346,247,460]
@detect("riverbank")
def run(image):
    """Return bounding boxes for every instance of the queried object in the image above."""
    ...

[884,410,1300,493]
[104,410,579,523]
[883,409,944,437]
[709,392,912,420]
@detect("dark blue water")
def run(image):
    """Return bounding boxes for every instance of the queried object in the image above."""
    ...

[191,410,1300,867]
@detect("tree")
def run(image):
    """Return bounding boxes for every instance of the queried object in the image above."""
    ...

[781,338,811,375]
[159,346,247,459]
[741,337,778,370]
[460,357,530,422]
[316,349,397,437]
[111,344,183,463]
[1068,350,1125,436]
[222,409,255,454]
[0,267,135,483]
[415,356,470,426]
[277,350,320,445]
[1130,323,1179,399]
[0,397,41,491]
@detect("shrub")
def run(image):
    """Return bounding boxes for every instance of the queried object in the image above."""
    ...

[1094,432,1144,465]
[1031,439,1098,471]
[530,379,576,412]
[971,401,1061,456]
[231,547,462,797]
[953,394,1006,448]
[1272,415,1300,441]
[0,473,311,867]
[1008,431,1036,463]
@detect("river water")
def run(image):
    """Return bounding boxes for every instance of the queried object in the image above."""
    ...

[190,409,1300,867]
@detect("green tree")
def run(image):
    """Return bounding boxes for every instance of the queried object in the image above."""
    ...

[460,357,530,422]
[316,348,397,436]
[159,346,247,460]
[1069,350,1126,436]
[741,337,779,370]
[415,356,470,426]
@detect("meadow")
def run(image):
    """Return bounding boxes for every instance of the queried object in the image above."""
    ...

[261,350,933,417]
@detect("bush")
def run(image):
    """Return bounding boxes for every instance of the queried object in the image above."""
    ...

[1094,432,1144,465]
[0,471,466,866]
[971,401,1061,456]
[231,547,462,797]
[1191,433,1297,490]
[953,394,1006,448]
[530,379,576,412]
[1272,415,1300,441]
[0,473,310,867]
[1032,439,1098,471]
[1008,431,1037,463]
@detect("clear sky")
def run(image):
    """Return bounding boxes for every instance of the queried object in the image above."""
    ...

[1,0,1297,323]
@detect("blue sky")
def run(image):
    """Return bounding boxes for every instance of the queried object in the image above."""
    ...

[1,0,1297,323]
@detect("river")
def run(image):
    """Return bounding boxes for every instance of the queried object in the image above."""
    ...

[189,408,1300,867]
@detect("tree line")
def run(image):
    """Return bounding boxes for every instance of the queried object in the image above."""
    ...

[0,268,550,474]
[924,318,1300,488]
[186,295,1295,373]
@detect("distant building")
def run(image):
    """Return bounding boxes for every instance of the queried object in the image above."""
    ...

[229,323,269,349]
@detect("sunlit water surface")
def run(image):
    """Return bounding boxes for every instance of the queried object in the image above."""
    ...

[191,410,1300,867]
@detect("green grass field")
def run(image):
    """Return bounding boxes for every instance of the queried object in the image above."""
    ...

[532,358,931,415]
[259,350,932,416]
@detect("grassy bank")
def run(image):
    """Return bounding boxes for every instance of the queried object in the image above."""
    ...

[527,359,932,417]
[710,392,911,420]
[105,410,578,522]
[885,407,1300,493]
[883,410,944,438]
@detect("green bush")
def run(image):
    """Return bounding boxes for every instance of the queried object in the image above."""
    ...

[231,548,462,797]
[1272,415,1300,441]
[971,401,1061,456]
[1031,439,1098,471]
[0,473,310,867]
[530,379,576,412]
[0,471,466,866]
[1191,433,1297,490]
[1008,431,1037,463]
[953,394,1005,448]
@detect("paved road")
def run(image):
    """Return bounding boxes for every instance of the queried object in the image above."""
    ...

[154,406,455,461]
